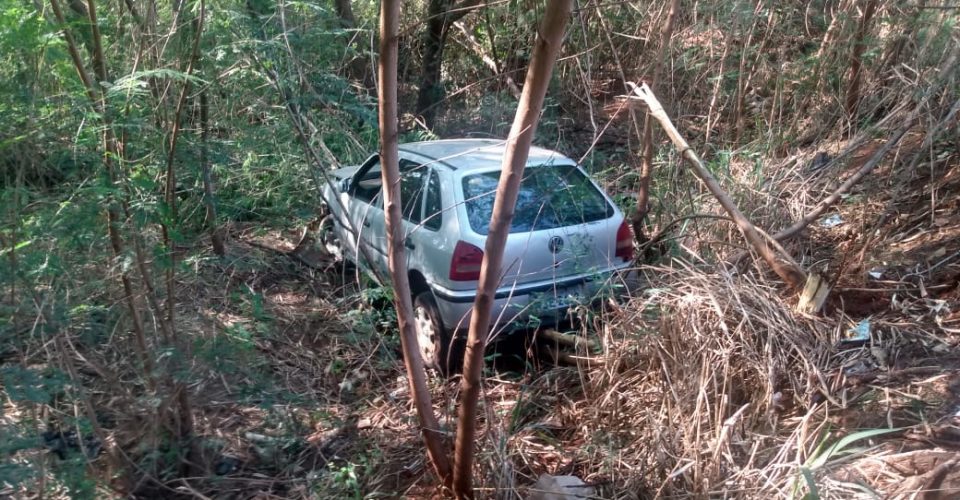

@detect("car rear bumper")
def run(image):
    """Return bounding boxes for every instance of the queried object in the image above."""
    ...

[430,264,633,333]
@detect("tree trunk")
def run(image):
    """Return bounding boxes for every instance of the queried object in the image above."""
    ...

[452,2,572,497]
[632,0,680,243]
[378,0,453,486]
[332,0,355,27]
[160,0,205,474]
[415,0,484,128]
[845,0,878,118]
[199,89,225,256]
[415,0,449,127]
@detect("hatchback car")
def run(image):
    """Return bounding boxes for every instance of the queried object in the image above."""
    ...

[319,139,633,373]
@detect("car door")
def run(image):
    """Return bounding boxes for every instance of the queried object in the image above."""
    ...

[397,159,429,265]
[345,156,431,275]
[402,163,450,285]
[344,155,387,270]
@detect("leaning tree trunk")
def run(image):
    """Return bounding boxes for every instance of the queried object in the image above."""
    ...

[452,2,572,497]
[377,0,453,487]
[628,83,807,291]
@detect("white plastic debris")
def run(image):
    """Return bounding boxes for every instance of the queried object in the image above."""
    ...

[867,268,884,280]
[820,214,844,228]
[529,474,595,500]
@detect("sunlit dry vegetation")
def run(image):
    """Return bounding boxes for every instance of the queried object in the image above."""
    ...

[1,0,958,498]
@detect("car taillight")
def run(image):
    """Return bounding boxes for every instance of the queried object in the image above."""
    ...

[615,220,634,261]
[449,240,484,281]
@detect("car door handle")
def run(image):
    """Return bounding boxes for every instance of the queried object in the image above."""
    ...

[362,220,371,228]
[404,237,415,250]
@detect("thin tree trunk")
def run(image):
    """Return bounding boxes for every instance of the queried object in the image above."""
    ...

[452,2,572,497]
[162,0,205,270]
[415,0,449,127]
[632,0,679,243]
[377,0,453,486]
[845,0,878,118]
[199,88,225,256]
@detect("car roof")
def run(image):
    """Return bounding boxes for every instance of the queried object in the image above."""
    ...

[398,139,574,171]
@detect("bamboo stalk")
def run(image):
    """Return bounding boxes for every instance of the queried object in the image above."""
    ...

[542,343,606,367]
[540,328,600,352]
[377,0,452,486]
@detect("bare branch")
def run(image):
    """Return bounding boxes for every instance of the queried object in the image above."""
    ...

[627,83,807,290]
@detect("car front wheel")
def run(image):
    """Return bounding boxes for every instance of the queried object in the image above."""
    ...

[413,292,463,376]
[316,214,344,263]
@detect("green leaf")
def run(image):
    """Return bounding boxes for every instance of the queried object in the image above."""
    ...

[806,427,902,470]
[108,69,207,99]
[0,239,31,257]
[799,467,819,500]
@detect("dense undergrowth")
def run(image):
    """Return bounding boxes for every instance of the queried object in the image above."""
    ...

[2,0,959,498]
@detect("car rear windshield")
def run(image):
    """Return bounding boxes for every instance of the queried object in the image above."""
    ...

[462,164,614,235]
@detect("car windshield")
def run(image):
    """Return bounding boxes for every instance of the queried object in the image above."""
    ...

[462,164,613,235]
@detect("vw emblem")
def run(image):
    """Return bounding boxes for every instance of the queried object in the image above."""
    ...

[548,236,564,254]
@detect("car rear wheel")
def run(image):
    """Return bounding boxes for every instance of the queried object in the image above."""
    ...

[413,291,463,376]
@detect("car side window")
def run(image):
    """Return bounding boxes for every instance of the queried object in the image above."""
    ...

[353,156,383,204]
[399,160,427,223]
[423,169,442,231]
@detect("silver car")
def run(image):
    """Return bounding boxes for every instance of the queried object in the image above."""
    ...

[319,139,633,373]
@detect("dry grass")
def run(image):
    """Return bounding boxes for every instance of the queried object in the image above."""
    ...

[468,259,958,499]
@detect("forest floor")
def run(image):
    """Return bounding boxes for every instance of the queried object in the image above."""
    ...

[147,131,960,498]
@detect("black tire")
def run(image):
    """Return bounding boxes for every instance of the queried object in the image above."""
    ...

[413,292,464,376]
[316,214,344,263]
